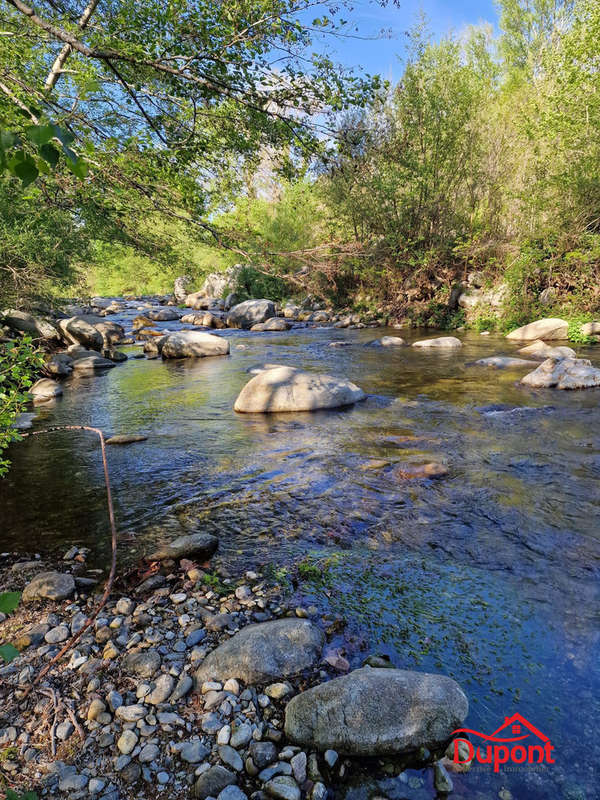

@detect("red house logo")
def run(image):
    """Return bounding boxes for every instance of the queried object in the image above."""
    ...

[451,713,555,772]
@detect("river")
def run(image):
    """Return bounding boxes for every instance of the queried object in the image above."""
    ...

[2,304,599,799]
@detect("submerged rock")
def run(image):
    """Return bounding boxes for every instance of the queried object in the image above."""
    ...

[234,366,365,413]
[194,619,324,685]
[227,299,276,329]
[393,462,448,479]
[22,571,75,603]
[161,331,230,359]
[521,357,600,389]
[106,434,148,445]
[373,336,406,347]
[284,667,468,756]
[468,356,538,369]
[147,532,218,561]
[506,317,568,342]
[412,337,462,349]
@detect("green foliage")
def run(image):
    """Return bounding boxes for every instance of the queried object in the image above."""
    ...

[0,591,22,665]
[567,316,595,344]
[5,790,38,800]
[0,337,44,477]
[412,303,466,330]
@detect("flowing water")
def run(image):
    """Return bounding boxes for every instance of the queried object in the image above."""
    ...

[2,305,599,799]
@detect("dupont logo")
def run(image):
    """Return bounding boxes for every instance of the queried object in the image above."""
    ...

[451,713,555,773]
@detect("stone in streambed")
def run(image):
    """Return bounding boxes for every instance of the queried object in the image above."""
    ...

[29,378,63,400]
[412,336,462,349]
[147,532,218,562]
[518,340,576,359]
[161,330,230,359]
[284,667,468,756]
[234,366,365,413]
[194,619,324,685]
[371,336,406,347]
[521,357,600,389]
[71,355,116,371]
[122,649,161,678]
[22,571,75,603]
[106,434,148,445]
[193,765,236,799]
[394,462,448,479]
[468,356,538,369]
[506,317,568,342]
[226,299,275,329]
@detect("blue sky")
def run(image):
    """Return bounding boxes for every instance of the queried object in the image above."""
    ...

[311,0,499,80]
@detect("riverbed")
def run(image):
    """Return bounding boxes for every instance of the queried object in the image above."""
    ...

[2,308,599,799]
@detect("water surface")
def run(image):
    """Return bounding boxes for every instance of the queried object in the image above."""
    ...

[2,310,599,798]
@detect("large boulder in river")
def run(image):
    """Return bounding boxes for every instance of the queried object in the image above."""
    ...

[251,317,291,332]
[147,532,218,562]
[22,571,75,603]
[29,378,63,400]
[161,331,230,359]
[284,667,468,756]
[146,308,181,322]
[185,293,218,311]
[194,619,324,685]
[521,357,600,389]
[226,299,275,329]
[518,340,576,359]
[412,336,462,349]
[56,316,103,350]
[2,309,59,340]
[75,316,124,346]
[506,317,568,342]
[234,366,365,413]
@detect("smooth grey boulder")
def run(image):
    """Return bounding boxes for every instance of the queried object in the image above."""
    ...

[251,318,291,332]
[226,299,275,329]
[30,378,63,400]
[284,667,468,756]
[146,308,181,322]
[521,357,600,389]
[518,340,576,359]
[71,355,116,371]
[234,366,365,413]
[161,330,230,359]
[56,316,104,350]
[506,317,568,342]
[67,315,125,346]
[22,571,75,603]
[2,309,59,340]
[412,336,462,349]
[468,356,538,369]
[147,532,218,562]
[194,619,324,685]
[185,292,218,310]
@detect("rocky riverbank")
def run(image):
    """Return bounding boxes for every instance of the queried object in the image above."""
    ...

[1,542,469,800]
